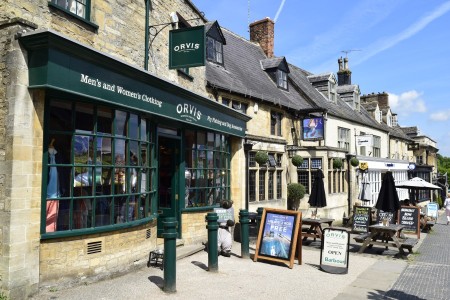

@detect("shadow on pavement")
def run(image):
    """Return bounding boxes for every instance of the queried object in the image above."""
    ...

[371,289,426,300]
[191,260,208,271]
[147,276,163,289]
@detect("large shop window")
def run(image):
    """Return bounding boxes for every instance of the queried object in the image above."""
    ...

[249,152,283,202]
[184,130,230,207]
[44,100,156,236]
[327,158,346,194]
[297,158,322,194]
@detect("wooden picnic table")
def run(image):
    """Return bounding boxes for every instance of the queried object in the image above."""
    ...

[301,217,334,241]
[357,224,411,255]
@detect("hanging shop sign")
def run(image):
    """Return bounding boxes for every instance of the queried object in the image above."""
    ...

[169,25,205,69]
[356,135,373,147]
[20,31,248,137]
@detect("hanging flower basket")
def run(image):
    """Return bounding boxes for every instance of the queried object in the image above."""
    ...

[350,157,359,167]
[255,151,269,165]
[291,155,304,167]
[333,158,343,169]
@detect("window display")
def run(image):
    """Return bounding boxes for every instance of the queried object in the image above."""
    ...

[43,100,155,235]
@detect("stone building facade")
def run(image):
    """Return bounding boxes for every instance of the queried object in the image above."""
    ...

[0,1,251,298]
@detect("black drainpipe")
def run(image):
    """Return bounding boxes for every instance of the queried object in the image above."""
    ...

[346,154,353,217]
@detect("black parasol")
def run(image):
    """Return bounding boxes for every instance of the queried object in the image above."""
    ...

[375,171,400,212]
[308,169,327,215]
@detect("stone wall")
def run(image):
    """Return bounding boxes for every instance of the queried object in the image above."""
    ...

[39,222,156,286]
[0,1,212,298]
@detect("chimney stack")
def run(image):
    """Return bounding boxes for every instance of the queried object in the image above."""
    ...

[337,57,352,85]
[249,17,275,58]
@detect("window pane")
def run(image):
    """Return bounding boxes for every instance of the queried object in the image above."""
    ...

[49,100,73,131]
[115,111,127,137]
[75,103,94,132]
[129,114,138,139]
[140,119,147,141]
[97,106,112,135]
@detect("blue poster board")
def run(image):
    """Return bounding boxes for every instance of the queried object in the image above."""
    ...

[253,208,301,269]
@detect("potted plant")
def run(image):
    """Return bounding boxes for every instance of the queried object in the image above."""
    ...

[255,150,269,165]
[350,157,359,167]
[287,183,306,211]
[291,155,304,167]
[333,158,343,169]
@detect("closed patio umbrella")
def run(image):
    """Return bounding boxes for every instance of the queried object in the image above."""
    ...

[375,171,400,213]
[308,169,327,216]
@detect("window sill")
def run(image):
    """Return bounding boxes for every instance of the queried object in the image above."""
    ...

[41,215,155,239]
[48,2,99,31]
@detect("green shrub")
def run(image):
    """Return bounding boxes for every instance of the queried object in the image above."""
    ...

[333,158,343,169]
[287,183,306,210]
[350,157,359,167]
[255,151,269,165]
[291,155,304,167]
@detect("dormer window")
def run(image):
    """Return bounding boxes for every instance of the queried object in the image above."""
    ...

[206,36,223,64]
[277,69,287,89]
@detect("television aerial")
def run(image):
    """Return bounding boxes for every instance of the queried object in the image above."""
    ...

[341,49,362,58]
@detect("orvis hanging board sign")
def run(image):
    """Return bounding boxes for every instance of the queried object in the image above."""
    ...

[320,228,350,274]
[169,26,205,69]
[397,206,420,238]
[352,206,371,233]
[253,208,301,269]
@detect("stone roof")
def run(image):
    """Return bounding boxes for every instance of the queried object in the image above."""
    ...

[260,57,288,70]
[205,28,314,110]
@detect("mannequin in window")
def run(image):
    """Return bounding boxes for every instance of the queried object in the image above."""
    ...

[46,138,60,232]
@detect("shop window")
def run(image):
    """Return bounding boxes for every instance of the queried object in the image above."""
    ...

[297,158,322,194]
[327,158,346,194]
[184,129,230,208]
[249,151,283,202]
[206,36,223,64]
[44,100,155,236]
[50,0,89,19]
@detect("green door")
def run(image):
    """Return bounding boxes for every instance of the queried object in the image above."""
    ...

[157,136,180,237]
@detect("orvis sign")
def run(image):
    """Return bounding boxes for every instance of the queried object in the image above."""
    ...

[169,26,205,69]
[21,31,248,137]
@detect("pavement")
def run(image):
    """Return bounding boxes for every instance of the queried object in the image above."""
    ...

[30,210,450,300]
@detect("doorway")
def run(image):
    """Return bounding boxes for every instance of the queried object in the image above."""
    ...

[157,136,181,237]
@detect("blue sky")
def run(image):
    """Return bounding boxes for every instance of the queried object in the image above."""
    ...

[192,0,450,157]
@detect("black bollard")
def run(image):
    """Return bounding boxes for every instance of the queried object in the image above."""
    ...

[163,217,178,293]
[205,212,219,272]
[239,209,250,258]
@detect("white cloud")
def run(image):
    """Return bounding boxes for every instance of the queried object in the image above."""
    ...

[430,110,450,121]
[274,0,287,23]
[388,90,426,116]
[353,1,450,66]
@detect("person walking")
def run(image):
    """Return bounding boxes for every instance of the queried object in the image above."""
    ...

[444,193,450,225]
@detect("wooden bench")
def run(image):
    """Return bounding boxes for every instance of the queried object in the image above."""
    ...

[399,238,418,254]
[353,232,371,243]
